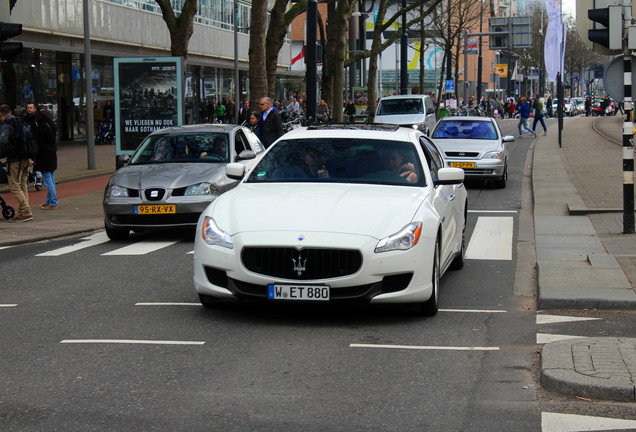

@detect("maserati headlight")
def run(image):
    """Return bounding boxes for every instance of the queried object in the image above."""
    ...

[185,182,215,196]
[106,184,129,198]
[375,222,422,253]
[202,216,233,249]
[482,150,503,159]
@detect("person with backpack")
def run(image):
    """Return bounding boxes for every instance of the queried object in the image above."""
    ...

[0,104,35,222]
[532,94,547,136]
[34,107,58,210]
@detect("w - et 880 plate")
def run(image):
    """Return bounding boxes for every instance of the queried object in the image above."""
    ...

[267,284,330,301]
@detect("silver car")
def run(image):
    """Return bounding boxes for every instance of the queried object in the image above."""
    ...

[430,116,513,188]
[103,124,264,240]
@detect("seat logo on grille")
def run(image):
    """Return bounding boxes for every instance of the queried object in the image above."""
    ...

[292,254,307,276]
[459,152,465,157]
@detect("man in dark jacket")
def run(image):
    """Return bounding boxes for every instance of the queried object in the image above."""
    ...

[258,97,284,148]
[0,104,33,222]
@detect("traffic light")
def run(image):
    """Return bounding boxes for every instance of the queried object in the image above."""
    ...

[0,22,23,61]
[588,4,623,51]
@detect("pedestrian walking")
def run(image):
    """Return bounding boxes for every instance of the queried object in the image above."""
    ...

[34,107,58,210]
[0,104,34,222]
[226,97,235,124]
[238,99,251,125]
[532,94,547,136]
[516,97,535,138]
[508,98,515,119]
[258,97,284,148]
[216,100,226,123]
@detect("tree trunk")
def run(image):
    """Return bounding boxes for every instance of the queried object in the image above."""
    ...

[155,0,197,68]
[249,0,269,110]
[265,0,290,100]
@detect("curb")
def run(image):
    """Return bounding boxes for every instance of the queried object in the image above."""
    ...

[541,337,636,402]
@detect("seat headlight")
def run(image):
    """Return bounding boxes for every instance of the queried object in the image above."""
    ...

[483,151,503,159]
[185,182,215,196]
[106,184,129,198]
[375,222,422,253]
[202,216,233,249]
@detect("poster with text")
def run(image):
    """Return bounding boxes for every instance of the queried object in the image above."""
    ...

[114,57,184,154]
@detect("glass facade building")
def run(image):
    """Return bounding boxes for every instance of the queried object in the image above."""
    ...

[4,0,292,141]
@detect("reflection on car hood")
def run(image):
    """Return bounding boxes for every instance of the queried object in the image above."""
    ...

[212,183,429,239]
[431,139,502,155]
[374,114,426,125]
[109,162,231,189]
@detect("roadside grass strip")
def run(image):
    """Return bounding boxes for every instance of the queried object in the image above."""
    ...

[60,339,205,345]
[350,344,499,351]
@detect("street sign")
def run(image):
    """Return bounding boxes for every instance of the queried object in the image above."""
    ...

[603,55,636,101]
[445,80,455,92]
[496,64,508,77]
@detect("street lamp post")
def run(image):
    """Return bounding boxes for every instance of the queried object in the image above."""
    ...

[400,0,408,94]
[234,0,239,123]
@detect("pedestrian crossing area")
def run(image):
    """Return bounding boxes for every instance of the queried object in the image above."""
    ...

[19,213,517,258]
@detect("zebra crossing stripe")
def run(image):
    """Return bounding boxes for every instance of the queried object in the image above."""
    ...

[101,239,182,256]
[465,216,513,260]
[36,232,110,256]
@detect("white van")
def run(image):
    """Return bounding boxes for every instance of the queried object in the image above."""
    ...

[373,94,437,136]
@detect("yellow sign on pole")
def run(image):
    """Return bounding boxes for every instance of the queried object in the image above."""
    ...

[496,64,508,77]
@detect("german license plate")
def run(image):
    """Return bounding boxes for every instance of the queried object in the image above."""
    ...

[134,204,176,215]
[450,161,475,169]
[267,284,330,301]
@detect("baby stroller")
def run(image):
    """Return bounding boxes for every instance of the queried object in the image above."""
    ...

[0,193,15,220]
[0,165,15,219]
[27,166,43,191]
[95,119,114,145]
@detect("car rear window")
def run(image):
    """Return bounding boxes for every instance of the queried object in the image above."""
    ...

[245,138,426,186]
[376,99,424,115]
[432,120,497,140]
[129,133,231,164]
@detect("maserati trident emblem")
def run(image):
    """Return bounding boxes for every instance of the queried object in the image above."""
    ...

[292,254,307,276]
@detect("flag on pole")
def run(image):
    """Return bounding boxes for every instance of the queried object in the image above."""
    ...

[544,0,564,83]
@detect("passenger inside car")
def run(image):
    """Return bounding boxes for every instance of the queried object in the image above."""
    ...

[151,137,174,161]
[383,148,418,183]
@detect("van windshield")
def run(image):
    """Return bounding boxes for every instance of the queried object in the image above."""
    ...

[377,99,424,115]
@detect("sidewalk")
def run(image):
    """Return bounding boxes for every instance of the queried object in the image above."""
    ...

[0,138,115,245]
[533,115,636,401]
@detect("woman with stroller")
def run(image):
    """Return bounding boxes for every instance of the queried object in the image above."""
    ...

[34,107,58,210]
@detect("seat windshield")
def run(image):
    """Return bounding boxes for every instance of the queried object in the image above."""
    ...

[376,99,424,115]
[129,133,231,164]
[246,138,425,186]
[432,120,498,140]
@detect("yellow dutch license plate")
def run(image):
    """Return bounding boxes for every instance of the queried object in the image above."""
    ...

[134,205,176,215]
[450,162,475,169]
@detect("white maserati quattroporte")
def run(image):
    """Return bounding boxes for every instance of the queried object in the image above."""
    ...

[193,124,467,315]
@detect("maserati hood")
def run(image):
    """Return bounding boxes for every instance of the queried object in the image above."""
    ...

[210,183,430,239]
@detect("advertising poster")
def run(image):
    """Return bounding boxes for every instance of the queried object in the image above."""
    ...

[114,57,184,154]
[353,87,368,116]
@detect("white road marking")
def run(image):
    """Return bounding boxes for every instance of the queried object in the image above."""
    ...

[439,308,507,313]
[350,344,499,351]
[0,246,12,250]
[60,339,205,345]
[0,304,17,307]
[542,412,636,432]
[36,232,110,256]
[101,239,181,256]
[467,210,518,214]
[536,314,602,325]
[135,302,201,306]
[465,216,513,260]
[536,333,587,344]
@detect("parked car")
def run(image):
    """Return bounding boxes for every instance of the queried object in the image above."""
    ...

[193,124,467,315]
[373,94,437,136]
[103,124,265,240]
[430,116,513,188]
